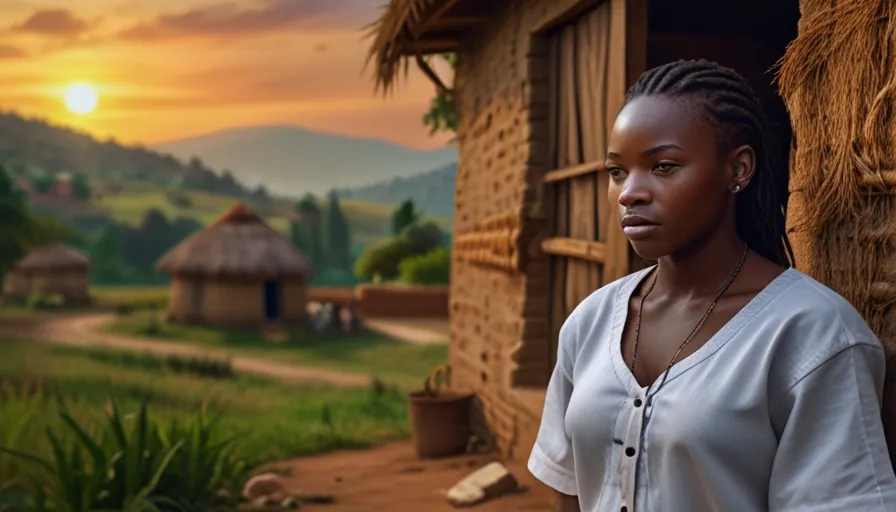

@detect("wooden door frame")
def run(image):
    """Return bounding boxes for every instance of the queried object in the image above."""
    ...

[532,0,647,375]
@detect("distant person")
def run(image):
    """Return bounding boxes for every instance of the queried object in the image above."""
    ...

[528,59,896,511]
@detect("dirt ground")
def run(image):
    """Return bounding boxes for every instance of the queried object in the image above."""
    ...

[362,318,449,345]
[266,441,556,512]
[0,313,368,386]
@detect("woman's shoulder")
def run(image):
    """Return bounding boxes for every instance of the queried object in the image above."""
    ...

[769,269,879,345]
[761,269,884,387]
[561,267,652,341]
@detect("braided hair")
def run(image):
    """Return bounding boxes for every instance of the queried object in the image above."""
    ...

[623,59,795,268]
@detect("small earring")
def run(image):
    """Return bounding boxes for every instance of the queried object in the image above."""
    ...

[730,184,742,194]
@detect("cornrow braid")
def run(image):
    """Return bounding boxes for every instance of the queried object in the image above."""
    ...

[624,58,795,268]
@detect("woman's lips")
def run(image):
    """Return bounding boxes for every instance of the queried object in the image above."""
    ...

[620,214,659,239]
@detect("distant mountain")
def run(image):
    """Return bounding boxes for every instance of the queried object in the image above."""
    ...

[337,162,457,218]
[153,125,459,196]
[0,110,252,198]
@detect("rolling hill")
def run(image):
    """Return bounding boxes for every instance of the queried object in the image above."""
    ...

[153,125,458,196]
[337,162,457,218]
[0,110,250,197]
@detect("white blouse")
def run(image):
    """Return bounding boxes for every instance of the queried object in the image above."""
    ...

[528,267,896,511]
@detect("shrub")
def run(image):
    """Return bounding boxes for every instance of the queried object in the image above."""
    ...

[25,293,65,311]
[399,221,445,255]
[354,238,415,281]
[399,247,451,285]
[115,303,134,316]
[0,396,249,511]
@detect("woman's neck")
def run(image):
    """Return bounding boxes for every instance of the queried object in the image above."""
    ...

[653,228,746,302]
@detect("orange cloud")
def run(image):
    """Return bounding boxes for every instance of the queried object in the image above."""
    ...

[118,0,379,41]
[10,9,98,38]
[0,44,26,58]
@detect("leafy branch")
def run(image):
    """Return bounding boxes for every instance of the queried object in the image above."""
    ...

[421,54,458,139]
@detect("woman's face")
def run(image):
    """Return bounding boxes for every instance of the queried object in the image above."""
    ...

[606,95,746,261]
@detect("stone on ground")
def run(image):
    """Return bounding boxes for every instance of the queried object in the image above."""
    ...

[445,461,520,507]
[243,473,286,500]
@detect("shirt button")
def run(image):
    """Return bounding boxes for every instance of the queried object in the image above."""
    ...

[633,397,643,407]
[625,447,636,457]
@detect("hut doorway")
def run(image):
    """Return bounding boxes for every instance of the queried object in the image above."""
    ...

[539,0,799,379]
[188,279,204,318]
[263,281,282,321]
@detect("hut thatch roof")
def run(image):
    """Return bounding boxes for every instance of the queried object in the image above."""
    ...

[14,242,90,272]
[156,204,312,280]
[365,0,486,91]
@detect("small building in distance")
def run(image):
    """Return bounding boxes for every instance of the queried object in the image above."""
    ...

[3,242,91,306]
[156,203,312,327]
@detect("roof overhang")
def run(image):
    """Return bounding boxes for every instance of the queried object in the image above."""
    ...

[365,0,490,92]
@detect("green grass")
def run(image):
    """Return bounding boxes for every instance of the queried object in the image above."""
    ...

[0,306,91,326]
[90,285,170,310]
[92,182,452,247]
[0,340,414,488]
[105,311,448,390]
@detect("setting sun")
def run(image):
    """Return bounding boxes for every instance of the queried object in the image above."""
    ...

[64,83,99,115]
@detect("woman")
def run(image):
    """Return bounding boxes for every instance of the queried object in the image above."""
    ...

[527,59,896,511]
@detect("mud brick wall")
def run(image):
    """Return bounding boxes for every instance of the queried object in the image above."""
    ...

[450,0,590,460]
[355,285,449,318]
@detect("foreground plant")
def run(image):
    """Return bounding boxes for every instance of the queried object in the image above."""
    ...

[0,396,248,511]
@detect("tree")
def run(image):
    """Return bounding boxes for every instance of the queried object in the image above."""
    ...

[391,199,419,235]
[324,191,351,271]
[0,165,30,277]
[90,223,130,284]
[25,214,83,249]
[400,221,445,254]
[30,172,54,194]
[422,54,458,138]
[354,238,414,281]
[292,194,324,270]
[71,172,92,200]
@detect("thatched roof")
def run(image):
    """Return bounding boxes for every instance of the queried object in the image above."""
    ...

[365,0,487,91]
[156,204,312,280]
[14,242,90,272]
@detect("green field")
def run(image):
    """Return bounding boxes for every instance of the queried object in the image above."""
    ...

[92,181,452,247]
[0,340,413,495]
[105,310,448,390]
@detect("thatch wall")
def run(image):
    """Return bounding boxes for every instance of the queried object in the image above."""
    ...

[2,243,91,306]
[167,277,306,327]
[778,0,896,457]
[2,269,90,306]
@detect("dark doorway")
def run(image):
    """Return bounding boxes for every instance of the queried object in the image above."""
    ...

[646,0,801,210]
[263,281,282,321]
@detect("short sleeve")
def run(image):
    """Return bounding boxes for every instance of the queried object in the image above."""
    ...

[527,316,578,496]
[769,343,896,511]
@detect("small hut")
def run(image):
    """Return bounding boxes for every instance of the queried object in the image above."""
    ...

[368,0,799,460]
[156,204,312,327]
[3,242,91,306]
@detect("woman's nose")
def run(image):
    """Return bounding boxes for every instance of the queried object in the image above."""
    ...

[616,174,652,207]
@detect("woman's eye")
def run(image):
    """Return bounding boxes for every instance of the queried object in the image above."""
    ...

[607,167,625,178]
[653,162,677,173]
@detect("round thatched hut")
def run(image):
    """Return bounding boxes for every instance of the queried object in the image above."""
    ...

[156,204,312,327]
[2,242,91,306]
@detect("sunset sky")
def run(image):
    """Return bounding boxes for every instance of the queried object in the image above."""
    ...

[0,0,453,149]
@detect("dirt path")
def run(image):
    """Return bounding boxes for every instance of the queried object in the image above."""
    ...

[0,313,369,387]
[362,318,449,345]
[265,441,555,511]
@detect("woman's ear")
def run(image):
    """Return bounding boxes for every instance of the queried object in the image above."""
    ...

[728,144,756,190]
